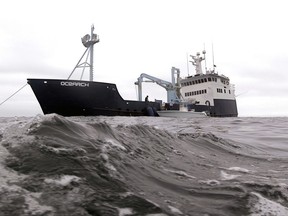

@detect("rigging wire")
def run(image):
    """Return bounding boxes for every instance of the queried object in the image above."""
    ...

[0,83,28,107]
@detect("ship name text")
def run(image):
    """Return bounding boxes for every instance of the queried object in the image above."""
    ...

[60,81,89,87]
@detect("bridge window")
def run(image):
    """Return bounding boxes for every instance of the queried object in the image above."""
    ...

[185,89,208,97]
[217,88,223,93]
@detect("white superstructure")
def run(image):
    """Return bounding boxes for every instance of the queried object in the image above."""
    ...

[179,50,238,117]
[181,73,236,107]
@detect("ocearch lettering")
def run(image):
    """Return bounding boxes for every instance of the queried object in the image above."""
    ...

[60,81,89,87]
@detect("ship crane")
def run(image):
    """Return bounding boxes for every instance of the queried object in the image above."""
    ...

[135,67,181,103]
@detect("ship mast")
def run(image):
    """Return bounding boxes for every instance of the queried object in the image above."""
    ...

[68,25,100,81]
[190,51,205,75]
[89,25,95,81]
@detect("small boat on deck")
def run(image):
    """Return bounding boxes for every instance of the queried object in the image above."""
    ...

[157,103,207,118]
[157,110,207,118]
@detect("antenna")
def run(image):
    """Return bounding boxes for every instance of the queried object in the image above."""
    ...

[212,43,215,72]
[186,52,190,76]
[203,43,207,73]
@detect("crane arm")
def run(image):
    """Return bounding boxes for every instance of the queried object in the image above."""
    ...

[136,73,174,90]
[135,72,180,102]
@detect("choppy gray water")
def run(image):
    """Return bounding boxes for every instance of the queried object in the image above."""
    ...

[0,115,288,216]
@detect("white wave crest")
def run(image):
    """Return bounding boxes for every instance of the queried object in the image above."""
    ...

[44,175,80,186]
[249,192,288,216]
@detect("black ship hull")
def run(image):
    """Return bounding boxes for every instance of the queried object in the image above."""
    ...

[188,99,238,117]
[27,79,160,116]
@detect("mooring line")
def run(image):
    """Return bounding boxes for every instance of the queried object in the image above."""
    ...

[0,83,28,106]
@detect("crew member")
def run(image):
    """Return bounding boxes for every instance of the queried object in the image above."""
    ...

[145,95,149,102]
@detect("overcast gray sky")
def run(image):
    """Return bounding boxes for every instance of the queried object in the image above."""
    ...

[1,0,288,117]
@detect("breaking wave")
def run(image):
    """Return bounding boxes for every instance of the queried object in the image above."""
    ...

[0,114,288,215]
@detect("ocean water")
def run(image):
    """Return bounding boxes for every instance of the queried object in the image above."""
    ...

[0,115,288,216]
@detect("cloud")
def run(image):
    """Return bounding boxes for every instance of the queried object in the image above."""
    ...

[1,0,288,116]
